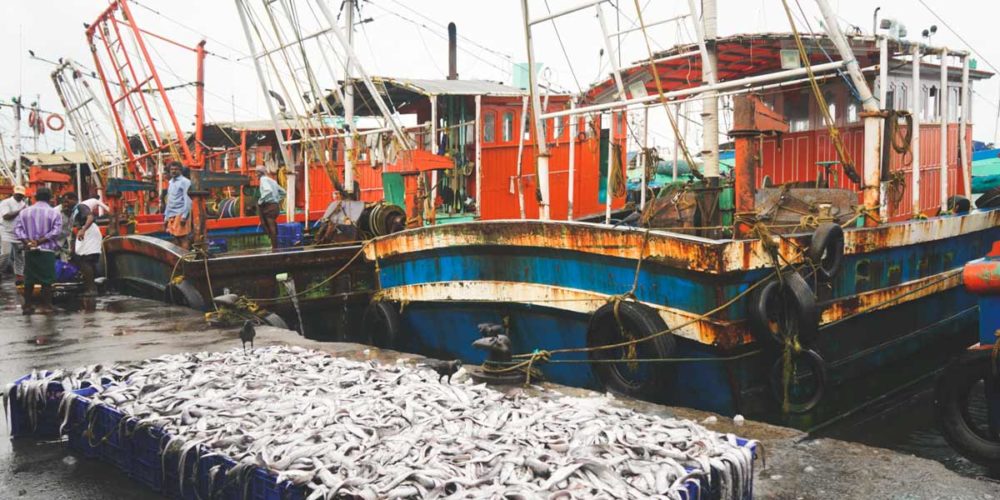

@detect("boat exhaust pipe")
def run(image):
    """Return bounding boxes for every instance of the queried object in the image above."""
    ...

[447,22,458,80]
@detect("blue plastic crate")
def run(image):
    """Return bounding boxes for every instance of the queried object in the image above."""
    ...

[208,238,229,254]
[84,402,131,472]
[7,374,66,438]
[66,387,100,459]
[250,468,306,500]
[128,422,168,493]
[198,454,246,500]
[276,222,302,248]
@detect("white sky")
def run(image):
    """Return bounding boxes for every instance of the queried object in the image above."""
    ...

[1,0,998,155]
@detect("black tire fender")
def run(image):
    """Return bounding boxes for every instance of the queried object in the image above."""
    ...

[934,349,1000,466]
[360,301,403,349]
[586,301,675,399]
[165,280,206,311]
[808,222,844,281]
[770,348,827,414]
[977,186,1000,209]
[748,273,818,347]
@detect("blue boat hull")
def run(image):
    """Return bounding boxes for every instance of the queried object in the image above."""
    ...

[366,211,1000,427]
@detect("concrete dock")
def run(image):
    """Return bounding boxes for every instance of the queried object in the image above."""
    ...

[1,288,998,499]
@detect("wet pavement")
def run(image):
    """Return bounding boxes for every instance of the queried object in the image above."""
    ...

[2,284,999,499]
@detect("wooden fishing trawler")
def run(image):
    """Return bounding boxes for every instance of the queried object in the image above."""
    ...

[96,0,625,334]
[361,0,998,427]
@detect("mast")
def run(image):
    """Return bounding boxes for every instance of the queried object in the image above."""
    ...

[814,0,882,223]
[696,0,719,181]
[13,99,22,185]
[520,0,550,220]
[343,0,355,198]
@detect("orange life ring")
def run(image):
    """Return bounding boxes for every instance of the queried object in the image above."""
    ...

[27,111,39,128]
[46,114,64,132]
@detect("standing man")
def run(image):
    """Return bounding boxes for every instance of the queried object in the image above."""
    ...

[256,165,285,249]
[0,186,27,283]
[14,187,63,314]
[163,161,192,250]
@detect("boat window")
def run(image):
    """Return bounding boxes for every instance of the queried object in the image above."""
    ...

[554,117,565,139]
[897,83,908,112]
[502,111,514,142]
[847,102,859,123]
[949,87,960,121]
[483,112,495,143]
[786,91,810,132]
[825,91,838,125]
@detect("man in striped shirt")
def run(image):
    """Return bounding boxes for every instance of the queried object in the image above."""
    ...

[13,187,63,314]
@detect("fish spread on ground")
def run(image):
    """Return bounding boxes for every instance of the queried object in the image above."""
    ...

[9,346,757,499]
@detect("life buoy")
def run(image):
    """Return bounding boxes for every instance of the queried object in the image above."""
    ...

[808,222,844,281]
[586,300,675,399]
[165,280,206,311]
[46,114,65,132]
[769,348,827,414]
[934,349,1000,466]
[748,272,818,348]
[360,301,402,349]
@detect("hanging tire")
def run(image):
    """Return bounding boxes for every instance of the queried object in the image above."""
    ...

[769,348,827,414]
[586,301,675,399]
[934,349,1000,467]
[165,280,206,311]
[976,186,1000,209]
[808,222,844,281]
[748,273,819,348]
[360,301,402,349]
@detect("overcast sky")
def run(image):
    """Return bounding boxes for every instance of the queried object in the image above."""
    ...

[1,0,998,155]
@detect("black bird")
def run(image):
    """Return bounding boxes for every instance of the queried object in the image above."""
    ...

[477,322,504,337]
[417,359,463,383]
[240,320,256,354]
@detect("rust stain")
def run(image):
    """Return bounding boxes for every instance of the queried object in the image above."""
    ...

[820,271,961,323]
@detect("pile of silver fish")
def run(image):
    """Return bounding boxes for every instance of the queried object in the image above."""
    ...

[53,346,754,499]
[3,365,123,432]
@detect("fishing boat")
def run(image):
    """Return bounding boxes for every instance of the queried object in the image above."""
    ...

[362,0,997,427]
[97,0,627,334]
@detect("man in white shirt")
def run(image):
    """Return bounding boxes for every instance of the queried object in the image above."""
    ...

[0,186,28,283]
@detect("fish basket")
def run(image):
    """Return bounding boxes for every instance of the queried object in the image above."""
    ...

[128,422,169,493]
[250,468,306,500]
[66,387,100,459]
[198,454,246,500]
[84,401,131,472]
[7,374,66,438]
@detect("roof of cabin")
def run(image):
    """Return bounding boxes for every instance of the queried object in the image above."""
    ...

[586,32,993,104]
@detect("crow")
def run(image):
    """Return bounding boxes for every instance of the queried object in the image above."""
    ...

[417,359,463,384]
[477,322,504,337]
[240,320,256,354]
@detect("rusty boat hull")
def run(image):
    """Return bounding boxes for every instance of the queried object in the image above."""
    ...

[105,231,374,336]
[364,210,1000,428]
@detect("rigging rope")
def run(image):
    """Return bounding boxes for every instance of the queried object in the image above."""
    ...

[778,0,862,186]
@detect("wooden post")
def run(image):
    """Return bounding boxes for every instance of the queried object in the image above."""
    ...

[940,48,949,212]
[475,94,482,218]
[911,45,922,216]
